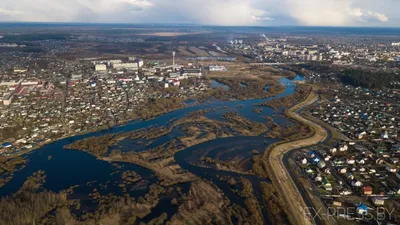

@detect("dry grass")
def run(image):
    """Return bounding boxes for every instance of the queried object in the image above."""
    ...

[207,64,283,81]
[177,46,195,56]
[188,47,210,56]
[169,180,233,225]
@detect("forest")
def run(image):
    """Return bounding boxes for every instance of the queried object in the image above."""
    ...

[340,69,400,89]
[304,63,400,89]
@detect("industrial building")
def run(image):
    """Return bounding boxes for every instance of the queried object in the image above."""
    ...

[92,59,122,65]
[13,68,28,73]
[182,68,202,77]
[113,63,138,71]
[95,64,107,72]
[209,65,227,72]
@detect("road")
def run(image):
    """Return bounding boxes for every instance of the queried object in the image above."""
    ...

[249,63,298,66]
[266,91,329,225]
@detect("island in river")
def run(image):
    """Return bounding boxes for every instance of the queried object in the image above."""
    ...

[0,68,312,225]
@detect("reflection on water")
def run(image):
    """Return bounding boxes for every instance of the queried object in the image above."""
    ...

[0,144,156,197]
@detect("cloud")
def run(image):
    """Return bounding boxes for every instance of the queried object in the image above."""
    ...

[284,0,391,26]
[0,0,397,26]
[143,0,274,26]
[252,15,274,21]
[347,7,389,23]
[347,8,363,18]
[0,8,23,16]
[285,0,352,26]
[251,9,274,21]
[367,11,389,22]
[123,0,153,7]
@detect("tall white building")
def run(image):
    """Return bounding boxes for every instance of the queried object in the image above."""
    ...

[137,60,144,68]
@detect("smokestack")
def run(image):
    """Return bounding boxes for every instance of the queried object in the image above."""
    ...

[172,51,176,70]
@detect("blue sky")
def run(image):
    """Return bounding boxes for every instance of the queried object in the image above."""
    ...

[0,0,399,27]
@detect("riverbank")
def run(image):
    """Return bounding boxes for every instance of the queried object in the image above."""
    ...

[64,111,269,186]
[265,90,329,225]
[4,72,289,160]
[0,74,304,225]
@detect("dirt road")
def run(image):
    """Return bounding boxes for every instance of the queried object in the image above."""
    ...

[266,91,329,225]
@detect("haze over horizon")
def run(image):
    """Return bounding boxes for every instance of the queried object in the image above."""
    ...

[0,0,399,27]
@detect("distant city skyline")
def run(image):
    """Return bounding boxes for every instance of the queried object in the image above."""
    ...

[0,0,399,27]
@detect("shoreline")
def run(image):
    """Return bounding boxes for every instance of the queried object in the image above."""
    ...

[5,76,292,160]
[4,101,193,160]
[265,90,330,225]
[0,74,305,224]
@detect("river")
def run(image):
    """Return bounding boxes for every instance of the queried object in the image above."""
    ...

[0,75,304,223]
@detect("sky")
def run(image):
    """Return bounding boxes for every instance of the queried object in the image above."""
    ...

[0,0,399,27]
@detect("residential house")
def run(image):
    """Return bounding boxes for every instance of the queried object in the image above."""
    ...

[323,179,333,191]
[390,158,399,164]
[339,168,348,174]
[318,161,327,169]
[351,180,363,187]
[363,186,373,195]
[315,174,323,182]
[372,197,385,206]
[346,173,355,180]
[312,157,321,164]
[386,166,397,173]
[357,203,368,215]
[333,201,343,207]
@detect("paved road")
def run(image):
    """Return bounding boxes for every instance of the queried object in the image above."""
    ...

[266,91,329,225]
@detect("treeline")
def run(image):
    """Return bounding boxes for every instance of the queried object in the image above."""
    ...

[0,191,67,225]
[260,182,292,225]
[340,69,400,89]
[251,155,269,178]
[306,63,400,89]
[64,134,116,156]
[17,170,46,193]
[135,97,185,120]
[240,178,264,225]
[0,157,27,188]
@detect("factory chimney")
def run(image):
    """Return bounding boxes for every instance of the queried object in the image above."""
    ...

[172,51,176,71]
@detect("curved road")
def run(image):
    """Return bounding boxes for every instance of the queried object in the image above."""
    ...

[266,91,329,225]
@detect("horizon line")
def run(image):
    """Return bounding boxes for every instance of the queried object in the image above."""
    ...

[0,21,399,29]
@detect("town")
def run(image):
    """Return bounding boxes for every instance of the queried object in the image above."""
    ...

[289,72,400,224]
[0,24,399,225]
[0,55,222,156]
